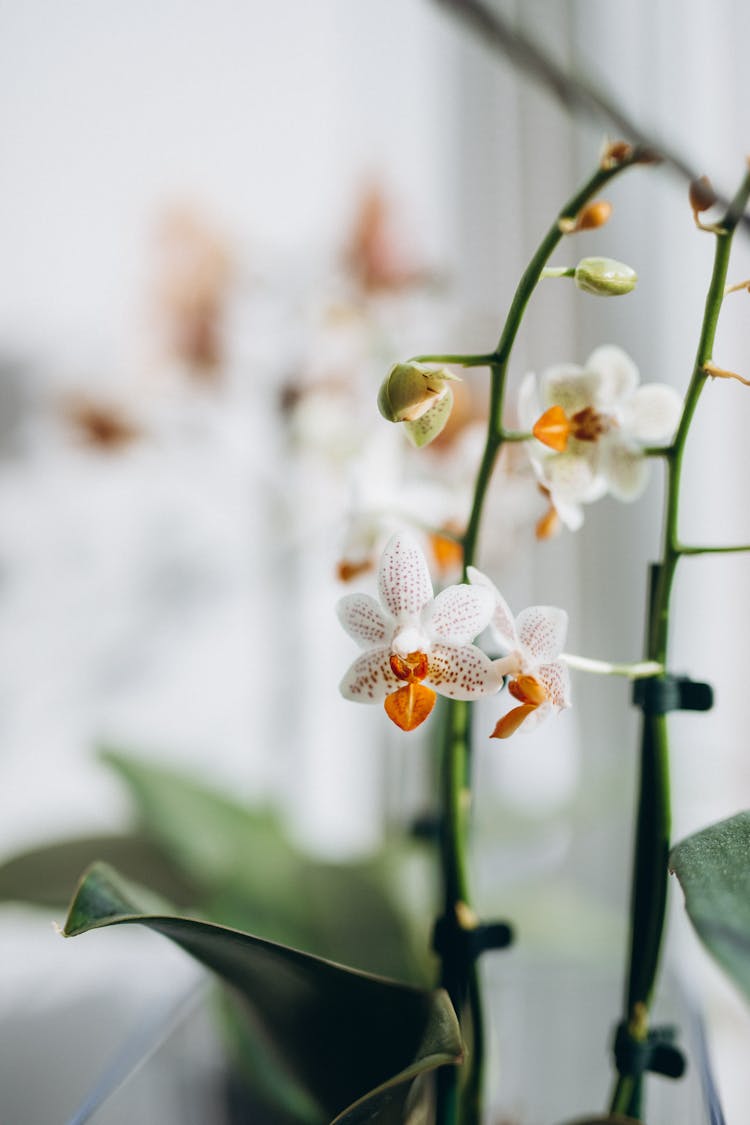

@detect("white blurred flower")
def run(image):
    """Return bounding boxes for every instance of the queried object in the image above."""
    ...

[468,567,571,738]
[519,345,682,532]
[338,532,500,730]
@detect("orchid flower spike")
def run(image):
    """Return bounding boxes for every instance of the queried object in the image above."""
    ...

[519,346,683,533]
[338,532,501,731]
[468,567,571,738]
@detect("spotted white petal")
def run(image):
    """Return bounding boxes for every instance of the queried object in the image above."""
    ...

[339,646,398,703]
[425,643,504,700]
[600,440,650,501]
[516,606,568,667]
[541,364,600,415]
[422,583,494,645]
[537,660,571,709]
[378,532,433,620]
[586,345,639,407]
[336,593,390,649]
[544,451,603,504]
[621,383,683,444]
[467,567,518,652]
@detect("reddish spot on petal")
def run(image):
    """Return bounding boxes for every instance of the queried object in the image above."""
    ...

[385,682,436,731]
[533,405,570,452]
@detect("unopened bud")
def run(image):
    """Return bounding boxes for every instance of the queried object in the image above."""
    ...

[558,199,613,235]
[689,175,717,214]
[574,257,637,297]
[377,362,458,424]
[378,362,460,447]
[577,199,613,231]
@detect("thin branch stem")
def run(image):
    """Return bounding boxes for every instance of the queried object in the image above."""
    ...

[609,163,750,1121]
[677,543,750,556]
[560,654,663,679]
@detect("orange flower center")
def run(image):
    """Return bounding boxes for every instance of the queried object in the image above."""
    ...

[533,404,614,452]
[385,651,436,731]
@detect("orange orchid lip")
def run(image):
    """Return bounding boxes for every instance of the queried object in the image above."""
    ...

[385,681,437,731]
[532,405,571,452]
[508,674,548,707]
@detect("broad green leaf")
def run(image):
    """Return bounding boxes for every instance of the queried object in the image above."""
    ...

[670,810,750,1003]
[0,834,198,909]
[101,748,426,982]
[63,863,462,1125]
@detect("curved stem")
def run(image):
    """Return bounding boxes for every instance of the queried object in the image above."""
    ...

[609,164,750,1121]
[434,153,644,1125]
[408,353,498,368]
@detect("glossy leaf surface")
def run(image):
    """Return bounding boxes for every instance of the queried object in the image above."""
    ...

[64,863,462,1125]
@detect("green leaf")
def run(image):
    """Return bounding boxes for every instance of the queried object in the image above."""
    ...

[0,834,199,909]
[63,863,462,1125]
[101,748,426,982]
[670,809,750,1003]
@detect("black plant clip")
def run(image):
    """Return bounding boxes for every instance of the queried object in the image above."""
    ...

[613,1021,687,1081]
[632,673,714,716]
[432,914,514,963]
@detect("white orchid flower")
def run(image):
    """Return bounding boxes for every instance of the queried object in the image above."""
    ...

[338,532,501,731]
[519,345,683,532]
[468,567,571,738]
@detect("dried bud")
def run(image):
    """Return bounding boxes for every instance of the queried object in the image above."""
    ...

[574,257,637,297]
[689,175,717,214]
[377,362,460,447]
[600,139,633,170]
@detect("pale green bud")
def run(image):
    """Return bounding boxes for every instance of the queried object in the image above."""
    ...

[574,257,637,297]
[377,362,459,437]
[403,385,455,447]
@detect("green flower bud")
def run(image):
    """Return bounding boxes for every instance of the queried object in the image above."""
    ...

[574,257,637,297]
[377,363,459,443]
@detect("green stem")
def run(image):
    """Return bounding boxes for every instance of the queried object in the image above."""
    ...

[609,164,750,1121]
[434,153,644,1125]
[408,353,498,368]
[677,543,750,556]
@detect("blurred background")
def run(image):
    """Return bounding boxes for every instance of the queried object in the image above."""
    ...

[2,1,750,1122]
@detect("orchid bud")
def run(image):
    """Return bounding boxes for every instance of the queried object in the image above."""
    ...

[689,175,717,214]
[574,257,637,297]
[378,362,460,447]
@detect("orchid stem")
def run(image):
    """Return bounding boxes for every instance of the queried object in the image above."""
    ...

[434,153,644,1125]
[560,654,663,678]
[609,161,750,1121]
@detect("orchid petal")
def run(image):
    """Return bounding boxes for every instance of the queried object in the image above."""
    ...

[422,583,494,645]
[621,384,683,444]
[545,451,603,504]
[339,646,397,703]
[537,660,571,710]
[467,567,518,652]
[426,643,504,701]
[601,440,650,501]
[336,594,390,649]
[553,495,585,532]
[516,606,568,666]
[377,532,433,621]
[541,364,600,415]
[586,345,639,406]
